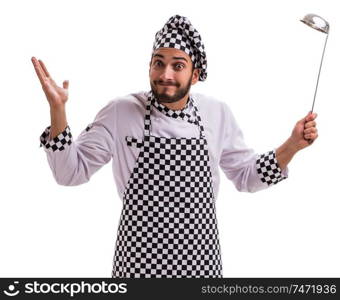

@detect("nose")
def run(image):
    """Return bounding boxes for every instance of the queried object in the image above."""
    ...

[159,65,174,81]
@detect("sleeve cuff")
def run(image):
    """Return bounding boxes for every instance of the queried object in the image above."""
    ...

[256,150,287,186]
[39,125,73,152]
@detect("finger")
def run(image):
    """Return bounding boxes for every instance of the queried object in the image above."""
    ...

[63,80,69,89]
[298,116,307,124]
[38,59,51,78]
[304,121,316,129]
[306,112,318,122]
[298,112,314,125]
[304,133,318,140]
[31,57,46,85]
[304,127,317,134]
[309,133,318,142]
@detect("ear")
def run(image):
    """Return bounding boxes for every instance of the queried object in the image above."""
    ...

[191,68,200,85]
[148,61,152,75]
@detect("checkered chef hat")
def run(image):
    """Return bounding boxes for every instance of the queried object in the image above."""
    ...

[152,15,207,81]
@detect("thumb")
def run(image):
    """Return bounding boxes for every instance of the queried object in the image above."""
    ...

[306,111,317,122]
[297,114,308,125]
[63,80,69,89]
[298,111,313,124]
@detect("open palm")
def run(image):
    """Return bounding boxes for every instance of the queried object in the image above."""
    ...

[31,57,69,109]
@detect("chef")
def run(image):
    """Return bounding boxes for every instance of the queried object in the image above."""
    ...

[32,15,318,278]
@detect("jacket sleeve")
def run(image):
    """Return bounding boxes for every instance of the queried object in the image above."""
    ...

[39,101,115,186]
[219,103,288,193]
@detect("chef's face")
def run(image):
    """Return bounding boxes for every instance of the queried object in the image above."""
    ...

[149,48,200,103]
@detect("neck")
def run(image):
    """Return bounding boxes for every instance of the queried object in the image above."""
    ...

[161,94,189,110]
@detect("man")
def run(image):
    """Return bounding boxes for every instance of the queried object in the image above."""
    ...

[32,15,318,278]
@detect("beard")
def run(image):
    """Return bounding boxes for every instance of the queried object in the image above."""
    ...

[150,73,193,104]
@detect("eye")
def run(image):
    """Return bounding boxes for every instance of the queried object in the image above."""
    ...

[174,63,184,70]
[153,60,163,67]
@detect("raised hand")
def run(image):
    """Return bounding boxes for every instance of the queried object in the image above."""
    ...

[290,112,318,150]
[275,112,318,170]
[31,57,69,109]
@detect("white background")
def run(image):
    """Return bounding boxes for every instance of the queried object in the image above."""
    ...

[0,0,339,277]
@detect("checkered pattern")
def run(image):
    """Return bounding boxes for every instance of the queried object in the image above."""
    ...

[39,125,72,152]
[126,92,204,149]
[151,93,198,125]
[112,92,222,278]
[147,92,205,139]
[256,150,287,185]
[85,123,93,132]
[153,15,207,81]
[126,136,143,148]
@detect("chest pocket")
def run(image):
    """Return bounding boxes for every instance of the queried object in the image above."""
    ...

[125,136,143,148]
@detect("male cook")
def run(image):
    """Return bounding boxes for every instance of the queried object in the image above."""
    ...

[32,15,318,278]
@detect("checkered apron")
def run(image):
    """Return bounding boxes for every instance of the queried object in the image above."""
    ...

[111,94,223,278]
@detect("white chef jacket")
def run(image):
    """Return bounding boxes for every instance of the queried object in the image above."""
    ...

[39,91,288,200]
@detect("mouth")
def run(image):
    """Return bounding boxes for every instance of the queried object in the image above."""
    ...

[156,80,178,87]
[158,83,176,87]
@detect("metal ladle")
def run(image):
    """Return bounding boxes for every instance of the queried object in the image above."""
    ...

[300,14,329,113]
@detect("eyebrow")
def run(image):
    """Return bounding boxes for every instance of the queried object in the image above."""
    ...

[153,53,188,63]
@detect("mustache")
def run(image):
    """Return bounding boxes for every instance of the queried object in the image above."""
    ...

[154,80,180,87]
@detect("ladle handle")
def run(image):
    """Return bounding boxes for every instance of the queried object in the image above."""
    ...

[311,33,329,113]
